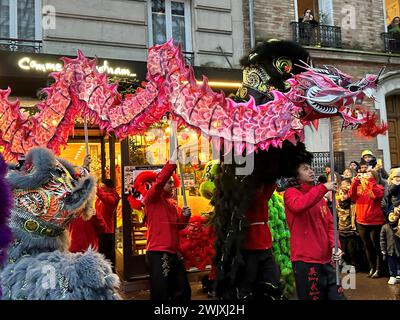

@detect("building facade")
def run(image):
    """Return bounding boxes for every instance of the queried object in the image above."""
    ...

[242,0,400,171]
[0,0,245,67]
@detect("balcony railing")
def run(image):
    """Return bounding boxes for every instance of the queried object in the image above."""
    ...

[381,32,400,53]
[0,37,42,53]
[290,22,342,49]
[312,151,345,176]
[182,51,194,65]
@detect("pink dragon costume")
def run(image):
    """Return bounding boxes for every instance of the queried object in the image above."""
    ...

[0,39,385,300]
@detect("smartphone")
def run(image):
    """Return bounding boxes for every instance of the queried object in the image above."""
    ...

[377,159,382,166]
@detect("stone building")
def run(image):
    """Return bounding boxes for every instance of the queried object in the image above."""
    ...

[242,0,400,172]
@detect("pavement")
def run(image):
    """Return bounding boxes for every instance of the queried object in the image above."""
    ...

[120,271,400,300]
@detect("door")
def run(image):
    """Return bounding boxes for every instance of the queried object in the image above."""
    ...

[386,95,400,167]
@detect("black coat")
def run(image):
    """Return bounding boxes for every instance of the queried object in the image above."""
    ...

[382,184,400,216]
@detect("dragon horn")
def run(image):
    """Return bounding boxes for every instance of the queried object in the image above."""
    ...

[375,66,386,85]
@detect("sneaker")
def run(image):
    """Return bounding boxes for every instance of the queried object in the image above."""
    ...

[388,277,398,285]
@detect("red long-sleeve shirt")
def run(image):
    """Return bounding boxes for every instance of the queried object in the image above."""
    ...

[68,213,107,253]
[95,187,120,234]
[143,162,190,254]
[244,184,276,250]
[284,183,336,264]
[349,177,385,225]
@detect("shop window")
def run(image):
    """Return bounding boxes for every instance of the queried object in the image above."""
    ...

[148,0,192,52]
[124,118,214,256]
[59,141,103,180]
[0,0,42,39]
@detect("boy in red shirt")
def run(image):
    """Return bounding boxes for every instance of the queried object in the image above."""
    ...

[144,148,192,301]
[284,161,345,300]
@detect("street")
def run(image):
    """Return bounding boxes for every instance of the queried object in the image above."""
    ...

[120,271,400,300]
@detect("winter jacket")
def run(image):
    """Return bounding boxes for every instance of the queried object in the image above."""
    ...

[143,162,190,254]
[68,213,107,253]
[244,184,275,250]
[95,187,120,234]
[284,183,336,264]
[362,156,389,185]
[380,223,400,257]
[336,198,357,236]
[349,178,385,226]
[382,184,400,216]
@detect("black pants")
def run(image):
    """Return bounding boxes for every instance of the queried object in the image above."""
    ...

[357,223,383,272]
[99,233,115,267]
[146,251,191,301]
[293,261,346,300]
[237,249,282,300]
[339,233,363,268]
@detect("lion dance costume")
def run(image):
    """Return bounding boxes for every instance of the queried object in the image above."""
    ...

[0,148,120,300]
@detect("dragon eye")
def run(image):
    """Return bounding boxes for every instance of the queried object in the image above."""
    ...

[273,57,292,75]
[348,85,359,92]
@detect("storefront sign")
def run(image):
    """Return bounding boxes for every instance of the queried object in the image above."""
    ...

[18,56,137,77]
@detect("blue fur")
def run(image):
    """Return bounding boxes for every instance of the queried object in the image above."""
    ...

[1,227,121,300]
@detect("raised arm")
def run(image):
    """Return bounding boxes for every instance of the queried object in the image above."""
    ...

[144,162,177,204]
[349,178,360,202]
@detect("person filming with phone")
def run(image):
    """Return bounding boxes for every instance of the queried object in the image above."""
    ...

[349,168,385,278]
[360,150,388,187]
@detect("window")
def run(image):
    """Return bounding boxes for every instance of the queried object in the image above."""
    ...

[385,0,400,29]
[148,0,192,52]
[0,0,42,40]
[295,0,333,25]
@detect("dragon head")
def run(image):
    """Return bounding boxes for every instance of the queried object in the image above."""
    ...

[199,160,219,200]
[295,64,384,131]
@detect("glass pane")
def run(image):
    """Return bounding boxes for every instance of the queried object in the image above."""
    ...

[152,13,166,44]
[171,1,184,16]
[126,120,214,256]
[58,141,103,180]
[172,16,186,50]
[152,0,165,13]
[18,0,35,39]
[0,0,9,37]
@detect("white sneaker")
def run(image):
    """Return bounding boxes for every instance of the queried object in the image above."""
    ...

[388,277,398,285]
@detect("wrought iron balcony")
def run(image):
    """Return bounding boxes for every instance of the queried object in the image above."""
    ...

[381,32,400,53]
[312,151,345,176]
[0,37,42,53]
[182,51,194,65]
[290,22,342,49]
